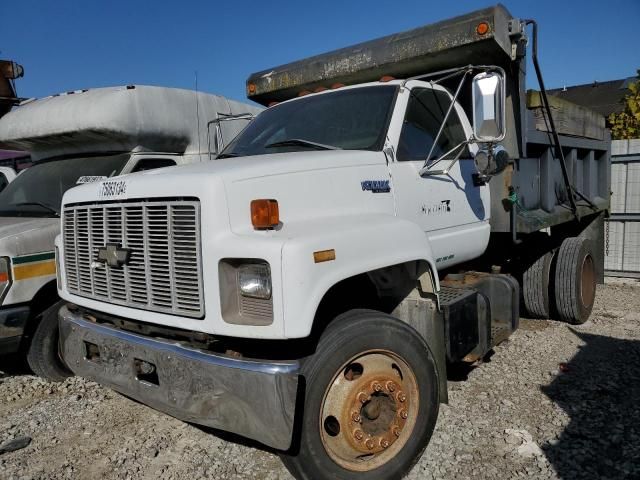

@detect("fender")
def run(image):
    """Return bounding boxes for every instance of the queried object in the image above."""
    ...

[280,213,439,338]
[4,251,57,306]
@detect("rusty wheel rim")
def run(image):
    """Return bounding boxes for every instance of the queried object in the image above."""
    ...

[581,254,596,308]
[319,350,419,472]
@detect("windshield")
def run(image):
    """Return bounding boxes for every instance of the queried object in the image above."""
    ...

[0,154,129,217]
[220,85,398,158]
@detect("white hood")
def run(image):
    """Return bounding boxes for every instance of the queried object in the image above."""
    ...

[0,217,58,257]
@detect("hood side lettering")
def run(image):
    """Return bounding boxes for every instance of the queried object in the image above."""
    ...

[361,179,391,193]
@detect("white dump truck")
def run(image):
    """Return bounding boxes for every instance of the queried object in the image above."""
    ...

[55,6,609,479]
[0,85,261,379]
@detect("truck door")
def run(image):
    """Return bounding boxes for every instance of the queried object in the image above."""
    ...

[388,85,491,268]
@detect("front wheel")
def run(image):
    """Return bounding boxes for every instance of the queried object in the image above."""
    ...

[26,300,72,382]
[281,310,440,480]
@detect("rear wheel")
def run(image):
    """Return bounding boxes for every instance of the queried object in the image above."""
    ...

[281,310,439,480]
[522,250,555,319]
[553,237,596,324]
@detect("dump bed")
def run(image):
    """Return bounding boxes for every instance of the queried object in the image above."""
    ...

[247,4,528,160]
[0,85,263,161]
[246,5,515,106]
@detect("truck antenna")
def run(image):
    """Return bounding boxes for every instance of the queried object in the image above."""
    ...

[195,70,202,155]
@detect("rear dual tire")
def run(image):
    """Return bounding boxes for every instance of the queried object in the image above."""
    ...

[521,236,596,325]
[522,250,555,319]
[553,237,596,325]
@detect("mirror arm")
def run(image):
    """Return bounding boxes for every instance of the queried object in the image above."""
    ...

[419,139,469,176]
[206,113,255,159]
[406,64,497,84]
[209,112,256,124]
[422,68,472,170]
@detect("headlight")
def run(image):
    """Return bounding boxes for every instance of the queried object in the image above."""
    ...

[238,263,272,299]
[0,256,12,302]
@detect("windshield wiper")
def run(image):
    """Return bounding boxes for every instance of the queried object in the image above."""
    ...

[265,138,341,151]
[14,202,60,217]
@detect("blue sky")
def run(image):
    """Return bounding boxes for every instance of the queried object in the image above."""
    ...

[1,1,638,104]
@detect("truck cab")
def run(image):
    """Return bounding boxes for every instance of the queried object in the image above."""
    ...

[221,78,490,273]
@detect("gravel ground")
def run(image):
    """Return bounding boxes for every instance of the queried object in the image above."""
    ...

[1,282,639,480]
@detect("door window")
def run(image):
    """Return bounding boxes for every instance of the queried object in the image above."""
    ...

[397,88,468,162]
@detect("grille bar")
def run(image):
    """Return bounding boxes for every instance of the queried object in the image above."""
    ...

[63,200,203,318]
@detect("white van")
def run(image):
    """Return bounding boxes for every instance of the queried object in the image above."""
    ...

[0,85,261,378]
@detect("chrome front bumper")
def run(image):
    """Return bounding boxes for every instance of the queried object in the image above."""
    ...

[58,305,300,450]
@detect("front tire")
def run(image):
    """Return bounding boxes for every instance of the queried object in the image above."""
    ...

[26,300,72,382]
[281,310,439,480]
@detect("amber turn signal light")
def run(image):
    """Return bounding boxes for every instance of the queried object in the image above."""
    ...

[251,199,279,229]
[313,249,336,263]
[476,21,490,36]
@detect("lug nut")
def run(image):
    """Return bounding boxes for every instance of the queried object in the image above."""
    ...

[386,381,396,392]
[351,412,361,423]
[365,438,375,450]
[392,426,401,437]
[372,382,383,392]
[380,439,390,449]
[396,391,407,403]
[399,409,408,419]
[353,429,364,441]
[357,392,368,404]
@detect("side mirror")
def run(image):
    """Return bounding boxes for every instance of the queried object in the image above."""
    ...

[472,70,506,143]
[474,146,510,177]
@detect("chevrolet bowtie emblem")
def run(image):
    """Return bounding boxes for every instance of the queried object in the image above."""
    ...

[97,244,131,268]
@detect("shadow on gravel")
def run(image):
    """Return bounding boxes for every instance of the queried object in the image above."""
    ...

[447,350,495,382]
[542,329,640,480]
[0,352,31,378]
[194,424,281,455]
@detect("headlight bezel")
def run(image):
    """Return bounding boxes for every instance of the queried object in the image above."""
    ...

[55,246,62,291]
[218,258,274,326]
[0,256,12,304]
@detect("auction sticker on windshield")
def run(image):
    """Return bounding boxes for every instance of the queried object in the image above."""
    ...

[99,180,127,198]
[77,176,107,184]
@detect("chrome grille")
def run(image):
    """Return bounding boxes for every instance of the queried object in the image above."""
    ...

[63,199,203,318]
